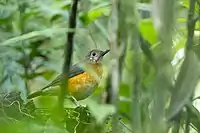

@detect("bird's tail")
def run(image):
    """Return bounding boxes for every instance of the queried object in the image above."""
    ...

[27,90,43,99]
[27,75,61,99]
[27,87,59,99]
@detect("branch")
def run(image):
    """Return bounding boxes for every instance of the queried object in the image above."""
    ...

[139,33,156,67]
[194,16,200,23]
[197,0,200,7]
[167,0,199,122]
[57,0,79,116]
[109,0,120,132]
[184,1,197,132]
[186,0,196,50]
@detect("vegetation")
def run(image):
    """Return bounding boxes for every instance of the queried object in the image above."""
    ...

[0,0,200,133]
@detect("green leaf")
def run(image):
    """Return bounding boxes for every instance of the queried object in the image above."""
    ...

[80,3,110,25]
[87,99,116,124]
[0,28,75,46]
[180,0,199,13]
[196,21,200,30]
[167,50,200,120]
[187,104,200,132]
[139,19,158,44]
[118,84,131,120]
[119,83,130,98]
[0,5,17,21]
[171,32,186,57]
[36,0,70,20]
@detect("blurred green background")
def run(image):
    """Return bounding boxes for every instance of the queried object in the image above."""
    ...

[0,0,200,133]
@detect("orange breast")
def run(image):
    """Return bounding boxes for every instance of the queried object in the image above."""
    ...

[67,63,103,100]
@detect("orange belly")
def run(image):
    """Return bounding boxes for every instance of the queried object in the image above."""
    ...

[67,63,103,100]
[67,72,99,100]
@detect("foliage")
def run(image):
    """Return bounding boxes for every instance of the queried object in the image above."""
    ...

[0,0,200,133]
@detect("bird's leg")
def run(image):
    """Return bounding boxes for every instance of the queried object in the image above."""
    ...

[71,96,81,107]
[66,95,81,107]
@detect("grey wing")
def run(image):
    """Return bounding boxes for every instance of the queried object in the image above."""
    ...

[41,64,84,90]
[41,75,62,90]
[68,64,85,78]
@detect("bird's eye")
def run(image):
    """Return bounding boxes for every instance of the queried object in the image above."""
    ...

[92,52,96,56]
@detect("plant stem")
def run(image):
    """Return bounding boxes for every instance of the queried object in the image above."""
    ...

[109,0,120,132]
[186,0,196,50]
[151,0,175,132]
[58,0,79,118]
[185,106,190,133]
[167,0,198,123]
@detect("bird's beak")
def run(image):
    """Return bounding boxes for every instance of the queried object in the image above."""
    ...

[101,49,110,57]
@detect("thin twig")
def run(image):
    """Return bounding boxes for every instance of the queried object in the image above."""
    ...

[197,0,200,7]
[3,100,34,119]
[186,0,196,50]
[119,120,132,132]
[151,0,175,132]
[58,0,79,117]
[139,34,156,67]
[22,43,30,96]
[185,106,190,133]
[167,0,198,123]
[171,113,181,133]
[71,111,81,133]
[94,21,112,48]
[109,0,120,104]
[88,30,98,49]
[103,74,111,104]
[109,0,120,132]
[18,2,30,96]
[194,16,200,23]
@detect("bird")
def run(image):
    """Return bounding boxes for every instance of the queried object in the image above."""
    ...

[27,49,110,101]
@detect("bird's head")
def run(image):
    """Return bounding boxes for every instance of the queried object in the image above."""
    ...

[85,49,110,64]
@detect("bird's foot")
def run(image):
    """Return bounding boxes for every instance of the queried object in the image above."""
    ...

[66,96,81,108]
